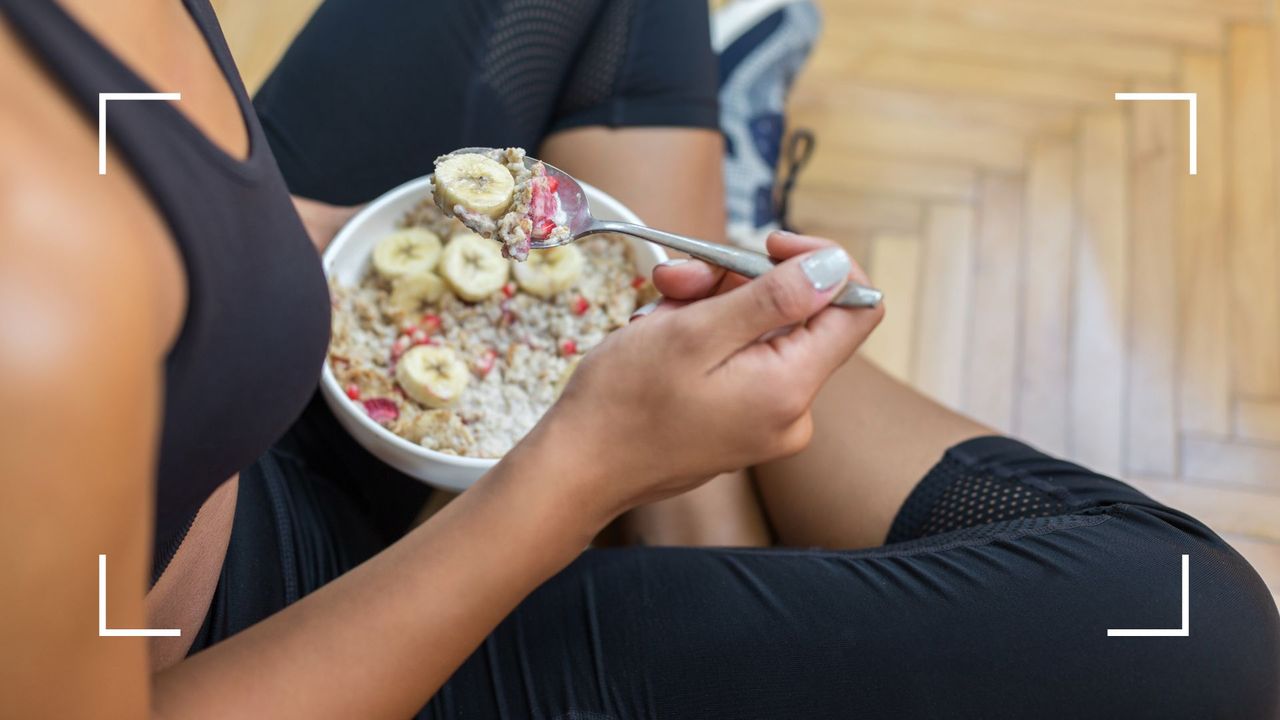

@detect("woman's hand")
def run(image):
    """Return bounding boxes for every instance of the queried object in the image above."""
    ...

[541,231,883,524]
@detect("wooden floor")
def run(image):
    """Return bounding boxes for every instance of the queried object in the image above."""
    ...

[789,0,1280,600]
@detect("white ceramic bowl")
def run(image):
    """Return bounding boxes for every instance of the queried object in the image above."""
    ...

[320,176,665,491]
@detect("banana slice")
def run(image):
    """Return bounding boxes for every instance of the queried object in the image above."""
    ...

[512,245,584,299]
[439,231,509,302]
[395,345,470,408]
[371,228,442,280]
[432,153,516,220]
[387,271,447,321]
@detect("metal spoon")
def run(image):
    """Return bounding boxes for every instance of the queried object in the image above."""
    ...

[449,148,883,308]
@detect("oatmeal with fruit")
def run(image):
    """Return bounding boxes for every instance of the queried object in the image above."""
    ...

[430,147,570,261]
[328,198,655,458]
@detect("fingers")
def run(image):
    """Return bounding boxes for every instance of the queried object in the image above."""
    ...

[776,293,884,386]
[651,231,868,302]
[726,231,880,384]
[651,258,725,300]
[766,231,872,285]
[685,246,852,349]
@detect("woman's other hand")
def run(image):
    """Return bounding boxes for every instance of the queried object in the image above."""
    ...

[540,231,883,523]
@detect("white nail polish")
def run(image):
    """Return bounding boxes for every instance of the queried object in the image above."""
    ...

[801,247,851,292]
[657,258,690,269]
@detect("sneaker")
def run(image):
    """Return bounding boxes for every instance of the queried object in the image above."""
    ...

[713,0,822,251]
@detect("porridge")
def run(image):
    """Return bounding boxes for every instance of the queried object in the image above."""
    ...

[328,197,655,458]
[430,147,570,261]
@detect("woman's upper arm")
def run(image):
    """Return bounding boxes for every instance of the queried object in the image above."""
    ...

[0,135,173,716]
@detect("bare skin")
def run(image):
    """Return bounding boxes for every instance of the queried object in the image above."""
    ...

[0,2,883,717]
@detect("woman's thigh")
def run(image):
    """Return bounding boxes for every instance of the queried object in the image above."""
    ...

[424,439,1280,720]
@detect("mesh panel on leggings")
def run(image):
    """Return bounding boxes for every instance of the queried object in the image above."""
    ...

[887,451,1071,543]
[479,0,605,132]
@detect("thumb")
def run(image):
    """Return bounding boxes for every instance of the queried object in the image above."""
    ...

[686,246,851,348]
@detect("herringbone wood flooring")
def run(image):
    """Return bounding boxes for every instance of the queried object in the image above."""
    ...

[790,0,1280,599]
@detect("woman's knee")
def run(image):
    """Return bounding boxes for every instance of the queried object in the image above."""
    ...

[1110,508,1280,718]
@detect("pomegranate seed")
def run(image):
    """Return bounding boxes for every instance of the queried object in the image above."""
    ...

[474,349,498,378]
[344,384,361,400]
[631,275,646,289]
[560,339,578,356]
[420,313,442,334]
[545,176,559,193]
[571,295,589,315]
[502,282,516,298]
[362,398,399,423]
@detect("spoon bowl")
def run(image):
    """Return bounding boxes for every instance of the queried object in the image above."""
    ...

[446,147,883,308]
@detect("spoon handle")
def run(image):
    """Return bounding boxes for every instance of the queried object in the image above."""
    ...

[586,220,883,309]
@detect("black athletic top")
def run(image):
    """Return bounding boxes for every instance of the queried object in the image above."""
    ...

[0,0,331,580]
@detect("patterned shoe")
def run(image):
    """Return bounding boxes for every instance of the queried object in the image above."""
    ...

[713,0,822,251]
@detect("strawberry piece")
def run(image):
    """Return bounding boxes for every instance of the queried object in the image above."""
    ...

[344,384,361,400]
[545,176,559,193]
[474,349,498,378]
[532,217,558,239]
[502,282,516,299]
[560,339,578,357]
[528,176,559,223]
[631,275,647,289]
[362,398,399,424]
[571,295,589,315]
[420,313,442,334]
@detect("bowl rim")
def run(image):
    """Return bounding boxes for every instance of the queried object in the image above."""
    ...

[319,175,653,470]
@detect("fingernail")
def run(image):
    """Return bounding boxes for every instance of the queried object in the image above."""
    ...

[630,300,660,322]
[773,229,797,238]
[800,247,851,292]
[657,258,689,269]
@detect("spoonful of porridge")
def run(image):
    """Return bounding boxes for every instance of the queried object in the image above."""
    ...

[430,147,883,309]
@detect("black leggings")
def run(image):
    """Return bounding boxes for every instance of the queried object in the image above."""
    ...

[197,423,1279,719]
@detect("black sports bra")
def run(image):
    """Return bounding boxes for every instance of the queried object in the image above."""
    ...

[1,0,331,580]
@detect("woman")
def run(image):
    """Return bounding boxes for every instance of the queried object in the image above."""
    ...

[0,2,1276,719]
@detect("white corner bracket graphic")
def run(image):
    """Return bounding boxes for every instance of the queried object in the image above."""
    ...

[1107,554,1190,637]
[98,92,181,175]
[99,554,180,637]
[1114,92,1197,175]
